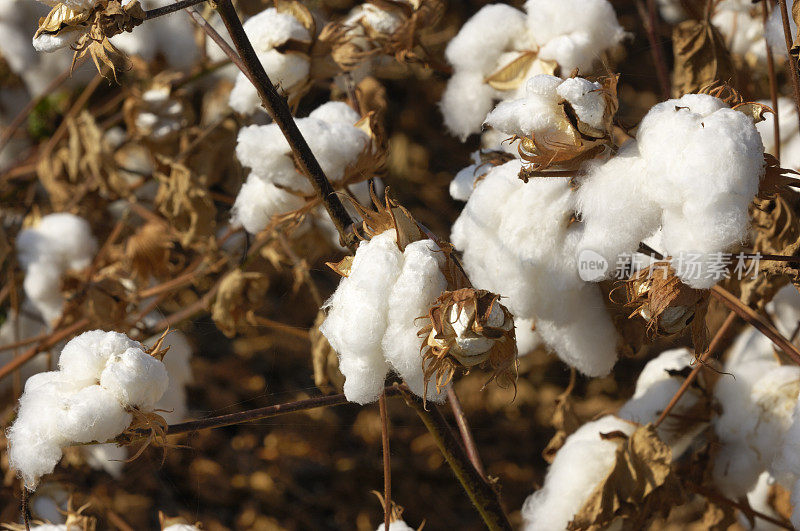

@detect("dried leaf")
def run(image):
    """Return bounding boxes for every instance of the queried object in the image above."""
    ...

[672,19,735,98]
[568,424,682,530]
[732,102,773,124]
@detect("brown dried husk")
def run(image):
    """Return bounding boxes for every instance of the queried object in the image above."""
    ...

[624,263,708,352]
[671,17,735,98]
[419,288,517,398]
[153,156,216,247]
[568,424,682,530]
[310,311,346,395]
[211,269,270,338]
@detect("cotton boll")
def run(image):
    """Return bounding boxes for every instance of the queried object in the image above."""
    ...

[524,0,627,73]
[23,261,64,324]
[521,415,637,530]
[739,473,784,531]
[309,101,362,125]
[59,330,143,387]
[767,285,800,344]
[618,348,704,457]
[484,75,564,139]
[514,318,542,356]
[231,178,305,234]
[439,71,498,140]
[443,4,528,73]
[556,77,606,129]
[32,30,82,53]
[381,239,448,402]
[713,442,764,497]
[100,347,170,410]
[756,98,800,170]
[17,213,97,271]
[712,8,767,66]
[55,385,132,443]
[320,231,403,404]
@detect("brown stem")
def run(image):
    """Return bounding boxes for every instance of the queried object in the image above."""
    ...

[654,311,736,427]
[763,0,782,163]
[214,0,357,249]
[144,0,206,20]
[777,0,800,133]
[379,390,391,531]
[447,386,487,481]
[0,318,90,382]
[397,385,512,531]
[691,483,794,530]
[711,285,800,365]
[637,0,671,100]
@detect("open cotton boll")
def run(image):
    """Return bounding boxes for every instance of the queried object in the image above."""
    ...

[524,0,626,73]
[618,348,704,457]
[381,239,448,402]
[227,7,311,115]
[757,98,800,170]
[712,8,767,66]
[231,178,305,235]
[766,0,796,57]
[58,330,143,388]
[110,0,199,70]
[17,213,97,271]
[443,4,528,74]
[739,472,784,531]
[766,284,800,340]
[484,75,564,139]
[521,415,637,531]
[23,261,65,324]
[439,71,499,141]
[100,346,170,410]
[84,443,127,477]
[320,230,403,404]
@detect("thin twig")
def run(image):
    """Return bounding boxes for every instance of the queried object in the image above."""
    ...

[184,6,251,82]
[710,285,800,366]
[379,390,392,531]
[397,385,512,531]
[777,0,800,133]
[654,311,736,427]
[447,386,487,481]
[637,0,671,100]
[691,483,794,530]
[214,0,357,249]
[763,0,781,163]
[0,318,90,382]
[144,0,206,19]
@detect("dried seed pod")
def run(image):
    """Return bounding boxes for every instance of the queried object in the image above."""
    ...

[211,269,270,338]
[420,288,517,394]
[123,76,194,144]
[624,262,708,349]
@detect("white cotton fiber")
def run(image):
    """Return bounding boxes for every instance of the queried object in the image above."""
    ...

[756,97,800,170]
[525,0,627,73]
[231,178,305,234]
[451,159,619,377]
[521,415,636,530]
[712,8,767,66]
[439,71,499,141]
[232,102,369,234]
[443,4,528,74]
[100,347,170,410]
[163,525,201,531]
[227,7,311,115]
[767,285,800,344]
[16,213,97,324]
[321,231,402,404]
[376,521,414,531]
[55,385,132,443]
[7,330,170,489]
[382,239,448,402]
[59,330,142,387]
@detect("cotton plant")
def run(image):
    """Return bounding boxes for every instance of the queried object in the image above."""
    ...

[7,329,172,490]
[232,101,378,235]
[319,194,517,404]
[757,97,800,170]
[225,6,313,115]
[451,76,767,376]
[440,0,626,140]
[16,213,98,325]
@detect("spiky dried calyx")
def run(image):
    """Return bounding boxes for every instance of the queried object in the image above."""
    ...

[420,288,517,393]
[624,263,708,348]
[517,74,619,178]
[34,0,145,79]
